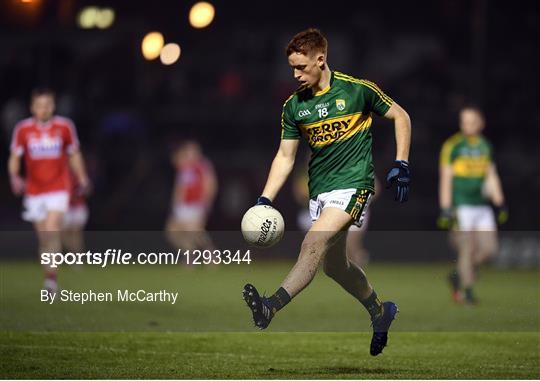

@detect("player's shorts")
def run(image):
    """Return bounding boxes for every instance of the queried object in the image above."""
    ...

[173,203,206,223]
[455,205,496,231]
[22,191,69,223]
[296,209,313,231]
[63,204,89,229]
[309,188,373,228]
[349,209,371,232]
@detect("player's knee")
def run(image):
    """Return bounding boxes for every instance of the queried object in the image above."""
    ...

[480,242,498,260]
[300,237,325,257]
[44,217,62,232]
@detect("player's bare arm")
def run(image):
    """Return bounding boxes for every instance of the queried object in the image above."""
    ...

[202,165,218,207]
[439,164,453,210]
[261,139,299,201]
[68,150,90,192]
[485,163,508,224]
[7,152,25,196]
[383,102,411,162]
[437,163,454,229]
[485,164,505,206]
[384,102,412,202]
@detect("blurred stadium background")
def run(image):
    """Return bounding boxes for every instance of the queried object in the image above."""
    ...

[1,2,539,379]
[1,1,539,251]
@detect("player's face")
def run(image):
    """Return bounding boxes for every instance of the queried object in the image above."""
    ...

[459,109,484,136]
[183,142,201,162]
[174,142,201,166]
[288,51,325,89]
[31,95,55,123]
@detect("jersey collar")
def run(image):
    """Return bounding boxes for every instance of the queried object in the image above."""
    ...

[459,132,481,145]
[313,71,334,97]
[34,117,53,129]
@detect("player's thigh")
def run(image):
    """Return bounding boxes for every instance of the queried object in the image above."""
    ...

[310,206,353,232]
[33,212,63,250]
[44,211,64,231]
[453,230,475,254]
[303,207,353,252]
[165,217,180,232]
[346,228,364,249]
[324,229,349,271]
[33,220,49,244]
[475,230,498,256]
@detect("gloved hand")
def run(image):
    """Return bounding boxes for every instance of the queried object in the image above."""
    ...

[385,160,410,203]
[494,204,508,226]
[437,208,455,230]
[256,196,272,206]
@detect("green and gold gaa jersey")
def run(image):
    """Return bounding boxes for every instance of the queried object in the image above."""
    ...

[281,71,392,198]
[439,133,493,206]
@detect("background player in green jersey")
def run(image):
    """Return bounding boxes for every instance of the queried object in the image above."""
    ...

[243,28,412,356]
[438,106,507,305]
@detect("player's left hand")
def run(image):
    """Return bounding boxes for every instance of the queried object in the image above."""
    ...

[437,208,455,230]
[9,175,25,196]
[77,176,92,196]
[494,204,508,225]
[385,160,410,203]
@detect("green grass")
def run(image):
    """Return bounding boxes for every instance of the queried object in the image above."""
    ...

[1,332,538,379]
[1,261,539,378]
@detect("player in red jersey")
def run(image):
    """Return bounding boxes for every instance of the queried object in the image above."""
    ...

[8,88,90,293]
[165,140,217,251]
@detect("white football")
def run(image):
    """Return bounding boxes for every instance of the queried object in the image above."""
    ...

[241,205,285,248]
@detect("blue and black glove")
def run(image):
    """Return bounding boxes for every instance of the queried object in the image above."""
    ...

[494,204,509,226]
[256,196,272,206]
[437,208,455,230]
[385,160,410,203]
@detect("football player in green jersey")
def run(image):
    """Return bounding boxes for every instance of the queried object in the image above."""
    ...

[439,106,507,305]
[243,28,412,356]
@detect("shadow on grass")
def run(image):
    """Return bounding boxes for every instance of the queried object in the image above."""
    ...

[264,366,416,377]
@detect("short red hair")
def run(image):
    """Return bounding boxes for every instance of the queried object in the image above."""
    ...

[286,28,328,56]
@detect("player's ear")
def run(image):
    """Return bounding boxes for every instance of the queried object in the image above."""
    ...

[317,54,326,70]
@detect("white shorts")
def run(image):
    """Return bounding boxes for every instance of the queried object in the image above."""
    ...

[456,205,496,231]
[173,204,206,223]
[300,209,371,232]
[309,188,373,228]
[63,205,89,229]
[23,191,69,223]
[297,209,313,231]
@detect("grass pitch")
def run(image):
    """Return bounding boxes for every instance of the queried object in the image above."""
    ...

[1,261,539,378]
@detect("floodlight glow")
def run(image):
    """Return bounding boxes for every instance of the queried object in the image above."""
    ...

[141,32,164,60]
[160,43,181,65]
[189,2,215,29]
[78,6,98,29]
[95,8,115,29]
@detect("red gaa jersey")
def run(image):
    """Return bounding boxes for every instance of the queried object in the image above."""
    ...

[10,116,80,195]
[175,160,212,204]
